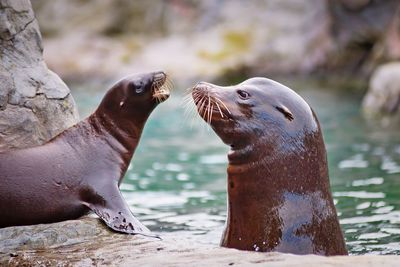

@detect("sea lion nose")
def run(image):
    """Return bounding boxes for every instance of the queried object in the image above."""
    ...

[193,81,213,93]
[197,81,211,87]
[153,71,166,80]
[135,83,145,94]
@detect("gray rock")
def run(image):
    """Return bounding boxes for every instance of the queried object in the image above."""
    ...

[1,217,400,266]
[0,0,79,151]
[327,0,400,76]
[339,0,371,11]
[0,71,12,109]
[362,62,400,126]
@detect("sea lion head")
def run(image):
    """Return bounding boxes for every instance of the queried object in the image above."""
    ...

[98,71,171,124]
[192,77,319,165]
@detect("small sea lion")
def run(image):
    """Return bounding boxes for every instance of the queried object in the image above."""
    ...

[0,71,171,237]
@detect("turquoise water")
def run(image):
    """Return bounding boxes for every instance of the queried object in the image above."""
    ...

[73,80,400,255]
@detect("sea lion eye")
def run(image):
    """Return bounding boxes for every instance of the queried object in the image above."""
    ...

[237,90,250,100]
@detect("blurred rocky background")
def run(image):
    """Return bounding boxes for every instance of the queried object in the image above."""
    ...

[30,0,399,79]
[29,0,400,125]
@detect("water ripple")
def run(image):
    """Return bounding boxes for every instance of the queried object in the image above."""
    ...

[352,177,384,187]
[381,156,400,174]
[338,154,369,169]
[199,154,227,164]
[333,191,385,199]
[358,233,391,240]
[340,211,400,224]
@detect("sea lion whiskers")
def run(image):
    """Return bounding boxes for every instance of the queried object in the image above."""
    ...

[152,73,171,103]
[184,89,215,130]
[181,91,200,128]
[185,91,202,112]
[196,95,210,131]
[181,94,194,112]
[165,76,174,92]
[211,93,233,120]
[207,95,212,125]
[207,94,230,121]
[190,84,233,126]
[215,101,224,118]
[190,86,218,131]
[193,91,207,118]
[199,95,209,122]
[214,96,232,115]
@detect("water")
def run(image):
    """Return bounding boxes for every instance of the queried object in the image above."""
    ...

[72,80,400,255]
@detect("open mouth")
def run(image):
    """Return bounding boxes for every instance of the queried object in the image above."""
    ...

[191,83,232,125]
[152,72,172,103]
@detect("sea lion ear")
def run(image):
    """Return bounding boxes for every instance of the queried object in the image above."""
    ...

[276,105,294,121]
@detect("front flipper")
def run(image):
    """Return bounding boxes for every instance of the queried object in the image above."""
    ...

[80,186,159,239]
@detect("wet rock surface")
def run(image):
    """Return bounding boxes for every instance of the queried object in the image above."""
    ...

[1,217,400,267]
[0,0,79,151]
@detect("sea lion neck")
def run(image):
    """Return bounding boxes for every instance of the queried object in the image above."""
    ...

[227,145,263,173]
[223,132,345,254]
[88,109,146,154]
[226,135,278,174]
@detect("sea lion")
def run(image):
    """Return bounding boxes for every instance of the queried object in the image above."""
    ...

[191,78,348,255]
[0,71,171,237]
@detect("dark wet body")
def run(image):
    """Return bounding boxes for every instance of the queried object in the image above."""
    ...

[0,71,170,236]
[192,78,347,255]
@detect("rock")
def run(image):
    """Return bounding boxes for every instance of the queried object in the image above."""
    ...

[377,7,400,62]
[0,0,79,152]
[1,217,400,266]
[339,0,371,11]
[362,62,400,126]
[326,0,400,76]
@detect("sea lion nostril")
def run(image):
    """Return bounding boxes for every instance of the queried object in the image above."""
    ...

[129,80,145,94]
[135,85,145,94]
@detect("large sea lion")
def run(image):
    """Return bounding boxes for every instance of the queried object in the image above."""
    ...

[191,78,347,255]
[0,71,171,237]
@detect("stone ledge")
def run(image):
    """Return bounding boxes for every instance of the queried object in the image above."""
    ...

[0,217,399,267]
